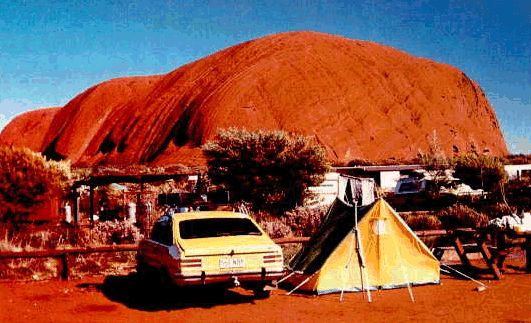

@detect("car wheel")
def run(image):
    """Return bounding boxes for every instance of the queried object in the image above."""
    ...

[253,287,271,299]
[158,268,173,289]
[136,262,152,280]
[136,263,160,292]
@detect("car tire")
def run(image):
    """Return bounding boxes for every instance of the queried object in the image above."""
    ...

[137,262,161,287]
[136,262,151,279]
[253,287,271,299]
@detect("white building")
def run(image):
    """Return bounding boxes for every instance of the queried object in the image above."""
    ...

[307,172,340,206]
[334,165,424,192]
[504,164,531,180]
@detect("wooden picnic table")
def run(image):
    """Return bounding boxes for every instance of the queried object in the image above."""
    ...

[451,228,502,279]
[495,229,531,273]
[444,228,531,280]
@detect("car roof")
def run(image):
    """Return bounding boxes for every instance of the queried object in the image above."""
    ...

[170,211,251,222]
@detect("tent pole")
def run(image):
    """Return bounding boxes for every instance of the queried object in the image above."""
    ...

[340,226,356,302]
[276,271,297,286]
[391,225,415,302]
[287,277,311,295]
[286,270,319,295]
[354,199,372,302]
[405,277,415,302]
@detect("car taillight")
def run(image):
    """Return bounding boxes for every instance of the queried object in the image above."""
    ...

[179,258,202,269]
[263,254,283,264]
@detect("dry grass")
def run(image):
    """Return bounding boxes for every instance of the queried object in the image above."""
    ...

[69,252,137,279]
[0,228,67,252]
[0,221,142,281]
[0,258,58,281]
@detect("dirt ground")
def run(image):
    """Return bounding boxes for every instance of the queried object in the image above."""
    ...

[1,268,530,323]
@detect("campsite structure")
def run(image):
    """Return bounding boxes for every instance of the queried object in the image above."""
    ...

[287,176,440,296]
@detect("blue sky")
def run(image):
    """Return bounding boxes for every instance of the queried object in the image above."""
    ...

[0,0,529,153]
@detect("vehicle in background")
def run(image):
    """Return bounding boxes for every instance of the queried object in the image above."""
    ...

[137,211,284,298]
[395,173,483,197]
[439,181,484,197]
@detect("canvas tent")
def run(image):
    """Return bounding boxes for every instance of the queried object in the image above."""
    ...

[288,197,440,295]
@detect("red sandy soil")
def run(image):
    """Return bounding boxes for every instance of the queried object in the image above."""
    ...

[1,273,529,323]
[0,31,508,166]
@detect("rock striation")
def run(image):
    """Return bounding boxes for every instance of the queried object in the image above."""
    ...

[0,31,508,166]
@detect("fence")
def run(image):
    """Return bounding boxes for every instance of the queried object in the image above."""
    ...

[0,244,137,280]
[0,230,454,281]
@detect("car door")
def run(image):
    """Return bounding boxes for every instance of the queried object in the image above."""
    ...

[145,215,175,268]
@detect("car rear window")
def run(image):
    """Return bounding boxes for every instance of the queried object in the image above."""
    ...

[398,181,421,193]
[179,218,262,239]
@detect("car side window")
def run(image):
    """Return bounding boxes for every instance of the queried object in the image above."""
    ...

[150,215,174,245]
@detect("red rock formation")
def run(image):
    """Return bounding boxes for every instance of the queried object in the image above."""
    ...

[0,107,60,151]
[0,31,508,166]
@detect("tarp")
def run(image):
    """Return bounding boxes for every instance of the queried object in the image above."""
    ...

[338,175,376,206]
[289,198,440,294]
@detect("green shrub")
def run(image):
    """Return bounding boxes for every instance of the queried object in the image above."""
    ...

[283,205,328,236]
[401,212,442,231]
[80,220,143,245]
[435,204,489,229]
[479,202,514,219]
[417,131,451,192]
[253,205,328,238]
[0,146,71,223]
[257,220,293,239]
[452,154,507,192]
[203,128,329,212]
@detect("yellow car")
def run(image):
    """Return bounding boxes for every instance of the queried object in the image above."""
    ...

[137,211,284,298]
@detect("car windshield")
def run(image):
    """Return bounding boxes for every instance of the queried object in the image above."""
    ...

[179,218,262,239]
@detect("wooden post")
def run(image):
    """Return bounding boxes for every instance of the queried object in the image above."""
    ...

[526,236,531,273]
[89,183,94,223]
[137,180,144,232]
[137,180,143,207]
[495,231,508,269]
[73,189,80,224]
[58,253,69,280]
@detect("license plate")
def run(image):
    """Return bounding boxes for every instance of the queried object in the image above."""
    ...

[219,257,245,269]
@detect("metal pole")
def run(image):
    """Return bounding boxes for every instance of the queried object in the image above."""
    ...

[340,226,356,302]
[286,270,320,295]
[354,200,372,302]
[276,271,298,286]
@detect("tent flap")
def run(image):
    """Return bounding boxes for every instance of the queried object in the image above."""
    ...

[289,199,373,274]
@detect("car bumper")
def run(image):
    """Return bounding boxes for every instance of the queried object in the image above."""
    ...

[171,270,285,286]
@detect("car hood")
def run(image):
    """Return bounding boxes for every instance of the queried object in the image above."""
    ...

[178,235,281,257]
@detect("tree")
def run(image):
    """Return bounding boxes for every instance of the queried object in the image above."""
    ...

[417,130,451,192]
[452,153,507,193]
[0,145,71,223]
[202,128,329,212]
